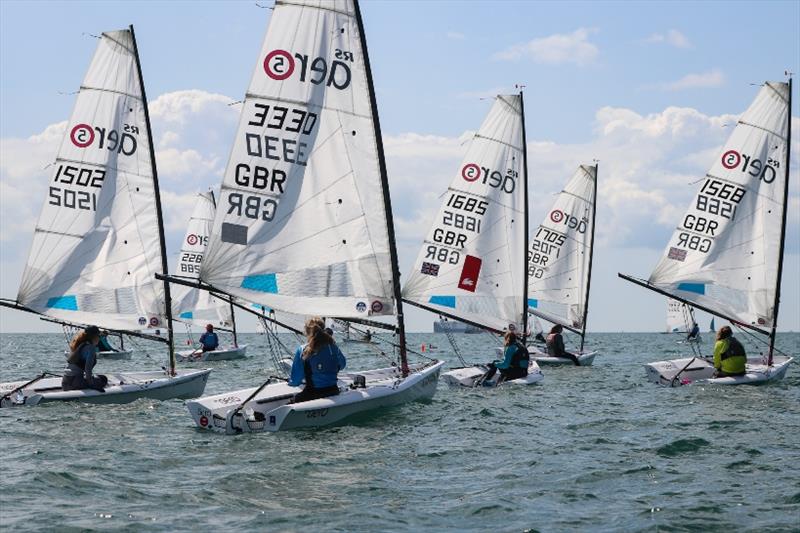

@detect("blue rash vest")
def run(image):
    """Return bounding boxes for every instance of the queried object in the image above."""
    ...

[289,343,346,388]
[199,332,219,350]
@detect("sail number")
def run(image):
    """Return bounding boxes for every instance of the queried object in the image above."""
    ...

[528,227,564,278]
[676,178,749,253]
[446,193,488,215]
[442,211,481,233]
[179,252,203,274]
[424,245,460,265]
[48,164,104,212]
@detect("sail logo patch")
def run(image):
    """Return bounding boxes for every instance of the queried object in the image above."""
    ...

[720,149,780,183]
[356,301,367,313]
[68,123,139,155]
[462,164,481,182]
[550,209,564,223]
[262,49,352,90]
[550,210,588,233]
[458,255,482,292]
[371,301,383,313]
[668,247,687,261]
[421,262,440,276]
[70,124,95,147]
[460,164,517,193]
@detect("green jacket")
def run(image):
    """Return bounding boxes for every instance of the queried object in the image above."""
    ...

[713,337,746,374]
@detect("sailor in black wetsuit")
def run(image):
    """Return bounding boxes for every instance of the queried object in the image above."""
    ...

[62,326,108,392]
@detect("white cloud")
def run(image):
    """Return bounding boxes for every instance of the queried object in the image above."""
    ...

[446,31,465,40]
[645,29,691,48]
[660,69,725,91]
[492,28,599,65]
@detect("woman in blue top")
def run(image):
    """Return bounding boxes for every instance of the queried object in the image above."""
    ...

[62,326,108,392]
[289,317,346,403]
[483,331,529,384]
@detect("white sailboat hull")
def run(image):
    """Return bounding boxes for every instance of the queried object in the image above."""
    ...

[440,362,544,388]
[644,356,793,386]
[528,348,597,366]
[97,350,133,360]
[177,345,247,362]
[0,369,212,407]
[186,361,444,434]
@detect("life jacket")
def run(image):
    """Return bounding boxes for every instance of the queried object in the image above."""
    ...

[721,337,746,361]
[510,341,530,368]
[302,344,340,388]
[201,332,219,348]
[67,342,91,369]
[545,333,564,356]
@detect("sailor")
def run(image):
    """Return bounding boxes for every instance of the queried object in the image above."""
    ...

[482,331,529,384]
[98,330,118,352]
[198,324,219,352]
[545,324,581,366]
[713,326,747,377]
[289,317,346,403]
[363,329,372,342]
[62,326,108,392]
[687,322,700,341]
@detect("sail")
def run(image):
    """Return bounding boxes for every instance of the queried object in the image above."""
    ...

[201,0,396,319]
[402,95,527,332]
[666,299,686,333]
[16,30,167,331]
[647,82,789,328]
[527,165,596,329]
[172,192,233,329]
[709,317,716,332]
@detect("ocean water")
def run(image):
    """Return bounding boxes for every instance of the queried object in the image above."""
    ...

[0,331,798,532]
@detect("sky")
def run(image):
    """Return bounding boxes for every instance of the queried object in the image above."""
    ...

[1,0,799,333]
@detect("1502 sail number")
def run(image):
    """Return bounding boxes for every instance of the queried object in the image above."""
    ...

[48,164,105,212]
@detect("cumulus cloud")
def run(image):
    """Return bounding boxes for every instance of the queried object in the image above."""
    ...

[492,28,599,65]
[645,29,691,48]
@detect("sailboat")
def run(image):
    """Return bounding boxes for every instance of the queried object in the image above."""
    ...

[171,191,247,362]
[526,164,598,366]
[0,27,211,407]
[620,79,794,386]
[665,298,688,333]
[172,0,443,433]
[402,92,543,388]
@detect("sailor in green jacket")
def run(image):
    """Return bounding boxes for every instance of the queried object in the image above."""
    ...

[712,326,747,377]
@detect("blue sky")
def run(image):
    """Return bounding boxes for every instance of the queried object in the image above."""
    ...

[1,0,799,333]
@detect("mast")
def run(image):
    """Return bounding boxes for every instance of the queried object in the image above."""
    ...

[769,77,792,365]
[130,25,175,375]
[580,163,598,352]
[519,90,530,338]
[353,0,409,375]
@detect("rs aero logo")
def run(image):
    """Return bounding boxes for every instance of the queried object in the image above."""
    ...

[70,123,139,155]
[264,49,353,90]
[461,163,517,194]
[721,149,780,184]
[550,209,588,233]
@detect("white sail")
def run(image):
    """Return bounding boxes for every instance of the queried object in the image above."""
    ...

[402,95,527,332]
[527,165,596,329]
[666,298,687,333]
[16,30,167,332]
[200,0,396,319]
[172,192,232,328]
[648,82,789,329]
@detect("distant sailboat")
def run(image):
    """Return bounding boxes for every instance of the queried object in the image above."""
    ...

[620,79,794,386]
[402,92,543,387]
[709,317,716,332]
[171,0,443,432]
[0,27,210,407]
[171,191,247,362]
[526,164,598,366]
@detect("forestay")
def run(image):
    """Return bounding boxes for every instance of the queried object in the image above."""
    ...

[403,95,527,333]
[172,192,232,329]
[648,82,789,329]
[201,0,396,319]
[527,165,596,330]
[16,30,166,332]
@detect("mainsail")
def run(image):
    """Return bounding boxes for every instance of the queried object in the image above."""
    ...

[172,192,232,329]
[402,94,528,333]
[645,82,790,330]
[527,165,597,336]
[15,29,169,333]
[200,0,397,320]
[666,299,686,333]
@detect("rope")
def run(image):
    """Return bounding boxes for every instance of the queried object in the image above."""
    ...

[439,316,468,367]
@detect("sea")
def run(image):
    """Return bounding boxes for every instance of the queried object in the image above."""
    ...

[0,332,798,532]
